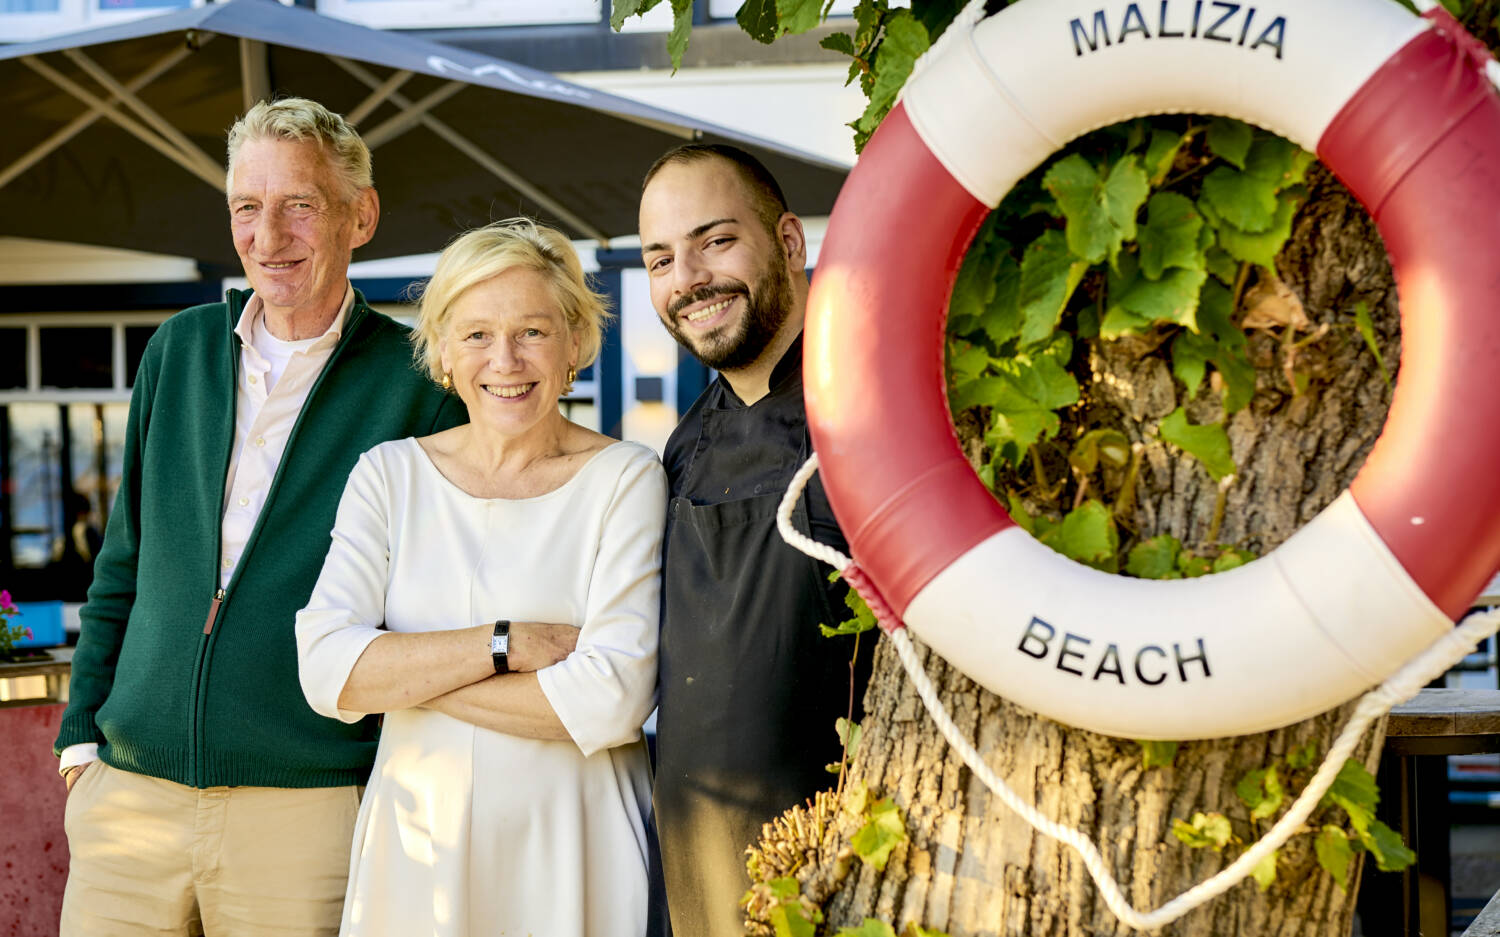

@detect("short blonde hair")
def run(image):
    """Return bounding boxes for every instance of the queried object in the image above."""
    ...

[226,97,372,197]
[411,219,611,383]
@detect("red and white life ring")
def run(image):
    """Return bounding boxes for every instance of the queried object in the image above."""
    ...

[805,0,1500,740]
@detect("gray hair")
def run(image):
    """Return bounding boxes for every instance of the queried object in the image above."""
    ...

[225,97,372,197]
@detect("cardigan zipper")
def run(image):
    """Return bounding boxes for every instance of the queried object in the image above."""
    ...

[202,589,225,635]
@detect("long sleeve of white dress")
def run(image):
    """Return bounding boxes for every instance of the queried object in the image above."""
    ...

[536,451,665,757]
[296,447,394,724]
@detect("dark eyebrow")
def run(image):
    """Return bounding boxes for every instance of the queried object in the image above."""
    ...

[641,217,738,255]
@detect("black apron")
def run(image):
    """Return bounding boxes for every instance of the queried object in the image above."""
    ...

[651,349,865,937]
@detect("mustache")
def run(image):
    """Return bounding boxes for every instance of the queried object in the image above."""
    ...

[668,283,747,318]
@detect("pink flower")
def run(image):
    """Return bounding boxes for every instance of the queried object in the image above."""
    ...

[0,590,10,607]
[22,628,32,640]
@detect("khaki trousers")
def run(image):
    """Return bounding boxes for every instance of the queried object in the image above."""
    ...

[60,760,362,937]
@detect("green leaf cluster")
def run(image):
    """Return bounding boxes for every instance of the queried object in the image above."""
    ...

[820,570,878,637]
[1318,759,1417,882]
[751,876,823,937]
[850,797,907,870]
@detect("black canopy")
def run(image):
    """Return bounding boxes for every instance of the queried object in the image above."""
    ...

[0,0,849,265]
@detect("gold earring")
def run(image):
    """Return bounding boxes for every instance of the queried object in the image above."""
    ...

[441,371,452,390]
[562,367,577,396]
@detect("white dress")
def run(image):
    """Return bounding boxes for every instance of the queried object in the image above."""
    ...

[296,438,666,937]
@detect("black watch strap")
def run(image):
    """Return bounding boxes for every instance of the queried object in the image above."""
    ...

[491,619,510,674]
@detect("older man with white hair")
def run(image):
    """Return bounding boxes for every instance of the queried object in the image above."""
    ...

[51,98,466,937]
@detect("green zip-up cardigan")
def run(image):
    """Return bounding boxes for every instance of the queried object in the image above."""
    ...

[55,289,467,788]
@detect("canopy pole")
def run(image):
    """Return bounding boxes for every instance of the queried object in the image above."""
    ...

[0,40,200,193]
[330,56,608,243]
[20,55,225,192]
[345,69,414,127]
[239,38,270,113]
[360,80,467,148]
[64,48,226,186]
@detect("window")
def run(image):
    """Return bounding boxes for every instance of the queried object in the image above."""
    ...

[0,0,197,43]
[317,0,601,30]
[1,313,164,593]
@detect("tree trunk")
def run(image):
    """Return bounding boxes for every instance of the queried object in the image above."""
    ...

[758,164,1405,936]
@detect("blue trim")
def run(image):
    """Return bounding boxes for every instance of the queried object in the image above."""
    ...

[594,269,624,439]
[594,248,644,269]
[349,277,426,304]
[0,281,223,312]
[677,346,708,413]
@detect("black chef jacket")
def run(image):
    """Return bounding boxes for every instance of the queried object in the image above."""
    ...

[650,335,873,937]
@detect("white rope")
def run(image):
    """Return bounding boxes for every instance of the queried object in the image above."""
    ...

[775,453,1500,931]
[1409,0,1500,89]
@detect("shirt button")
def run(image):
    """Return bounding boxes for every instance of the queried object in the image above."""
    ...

[238,497,249,507]
[222,558,233,569]
[248,375,258,385]
[255,437,266,447]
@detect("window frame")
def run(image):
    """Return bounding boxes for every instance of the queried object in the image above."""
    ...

[316,0,601,31]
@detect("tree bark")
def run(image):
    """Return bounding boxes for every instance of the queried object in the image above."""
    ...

[753,164,1406,936]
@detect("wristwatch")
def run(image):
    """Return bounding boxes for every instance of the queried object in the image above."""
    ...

[491,620,510,674]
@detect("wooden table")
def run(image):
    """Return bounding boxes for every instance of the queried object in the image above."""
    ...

[0,646,72,707]
[1380,688,1500,937]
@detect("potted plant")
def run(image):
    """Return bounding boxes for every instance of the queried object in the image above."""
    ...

[0,590,43,664]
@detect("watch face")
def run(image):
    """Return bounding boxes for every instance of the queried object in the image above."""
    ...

[491,634,509,655]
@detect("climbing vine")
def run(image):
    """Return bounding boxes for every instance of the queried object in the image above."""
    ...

[610,0,1478,927]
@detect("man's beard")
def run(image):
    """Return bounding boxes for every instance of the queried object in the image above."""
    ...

[663,254,793,372]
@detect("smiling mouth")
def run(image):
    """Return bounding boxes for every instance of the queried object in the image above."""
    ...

[684,297,734,323]
[484,383,536,399]
[260,260,302,270]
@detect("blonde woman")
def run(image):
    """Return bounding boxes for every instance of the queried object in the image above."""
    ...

[296,219,663,937]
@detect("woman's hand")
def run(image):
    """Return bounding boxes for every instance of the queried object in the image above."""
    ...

[506,621,579,672]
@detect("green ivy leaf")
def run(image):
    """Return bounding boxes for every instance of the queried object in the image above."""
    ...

[771,903,820,937]
[1126,536,1182,579]
[857,11,929,133]
[1204,186,1305,271]
[1176,551,1213,578]
[610,0,663,30]
[1044,154,1148,267]
[1117,266,1207,331]
[1249,766,1285,821]
[1172,812,1233,851]
[1287,742,1319,770]
[665,0,694,70]
[777,0,826,36]
[1137,192,1204,280]
[820,581,876,637]
[1244,133,1313,189]
[1360,818,1418,872]
[820,30,857,57]
[1172,279,1254,412]
[836,717,863,755]
[1159,407,1235,480]
[737,0,780,42]
[981,341,1080,465]
[767,876,801,901]
[1139,739,1179,768]
[1351,300,1391,388]
[1212,548,1254,572]
[1320,758,1380,822]
[1316,825,1355,890]
[1143,128,1187,185]
[1018,229,1088,346]
[1070,428,1131,474]
[1040,500,1118,572]
[1251,848,1279,891]
[1206,118,1253,170]
[1204,246,1239,285]
[835,920,897,937]
[851,798,908,870]
[1201,164,1279,233]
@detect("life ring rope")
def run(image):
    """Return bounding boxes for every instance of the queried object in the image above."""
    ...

[776,453,1500,930]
